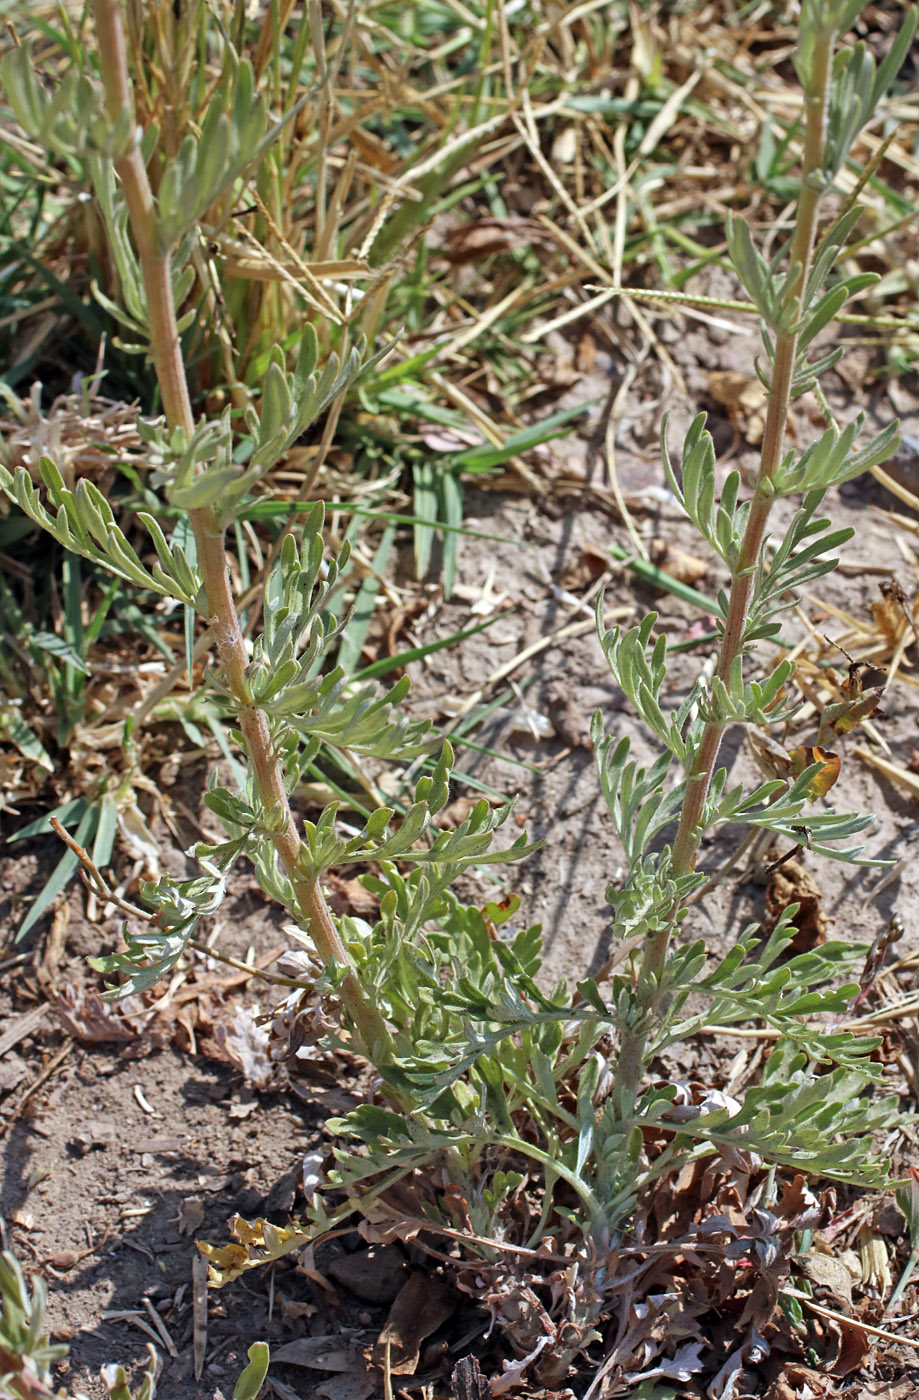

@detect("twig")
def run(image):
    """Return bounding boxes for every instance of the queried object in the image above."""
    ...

[49,816,151,922]
[187,938,303,988]
[193,1251,209,1381]
[0,1005,47,1058]
[782,1287,919,1349]
[0,1040,75,1140]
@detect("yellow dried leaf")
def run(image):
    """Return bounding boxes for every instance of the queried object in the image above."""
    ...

[198,1215,311,1287]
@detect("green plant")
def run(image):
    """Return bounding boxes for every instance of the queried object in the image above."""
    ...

[0,1247,67,1399]
[0,0,914,1385]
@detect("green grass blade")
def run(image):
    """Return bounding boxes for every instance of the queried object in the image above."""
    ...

[84,574,122,648]
[439,468,463,599]
[239,500,529,551]
[351,607,516,682]
[91,792,118,869]
[29,631,88,673]
[454,402,593,473]
[172,516,198,683]
[17,800,99,941]
[0,707,54,772]
[337,523,396,674]
[10,798,88,843]
[413,460,437,581]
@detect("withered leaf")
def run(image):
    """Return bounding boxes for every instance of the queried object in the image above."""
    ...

[315,1373,378,1400]
[817,689,882,743]
[788,744,841,798]
[54,985,144,1043]
[707,369,768,443]
[650,537,709,587]
[371,1272,456,1375]
[766,857,828,952]
[793,1250,855,1308]
[214,1005,277,1091]
[177,1200,206,1236]
[327,1244,410,1305]
[325,872,380,918]
[444,218,556,264]
[828,1315,873,1378]
[272,1332,376,1371]
[198,1215,311,1286]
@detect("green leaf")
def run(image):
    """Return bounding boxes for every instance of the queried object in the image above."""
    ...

[18,800,99,940]
[29,630,88,673]
[92,792,119,869]
[0,706,54,771]
[453,401,592,471]
[233,1342,270,1400]
[9,798,88,843]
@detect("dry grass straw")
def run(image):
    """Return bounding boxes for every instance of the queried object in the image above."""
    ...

[6,1,918,429]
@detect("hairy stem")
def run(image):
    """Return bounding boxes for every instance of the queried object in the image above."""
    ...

[611,23,837,1123]
[90,0,391,1060]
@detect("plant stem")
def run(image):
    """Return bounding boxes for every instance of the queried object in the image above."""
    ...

[611,23,837,1123]
[89,0,391,1061]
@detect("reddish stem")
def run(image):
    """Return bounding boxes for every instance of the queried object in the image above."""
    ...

[612,22,836,1121]
[89,0,390,1060]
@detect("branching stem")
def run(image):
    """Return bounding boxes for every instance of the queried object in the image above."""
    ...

[89,0,392,1061]
[611,22,837,1123]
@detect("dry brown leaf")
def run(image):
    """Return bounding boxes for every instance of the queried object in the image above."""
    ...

[213,1005,278,1091]
[557,545,612,591]
[176,1200,206,1237]
[439,795,484,828]
[765,857,829,953]
[856,1381,918,1400]
[327,1244,410,1305]
[707,369,769,444]
[857,1222,892,1293]
[36,898,69,995]
[371,1272,456,1374]
[576,331,596,373]
[272,1332,375,1372]
[347,126,398,174]
[872,579,913,645]
[826,1314,874,1378]
[326,872,380,919]
[315,1374,378,1400]
[650,537,709,587]
[54,985,145,1043]
[547,691,593,749]
[793,1251,855,1309]
[765,1363,834,1400]
[445,218,556,264]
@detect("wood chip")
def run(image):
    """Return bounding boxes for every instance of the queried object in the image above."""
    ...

[0,1005,47,1058]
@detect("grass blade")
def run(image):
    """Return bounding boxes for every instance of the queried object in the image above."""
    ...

[18,800,99,940]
